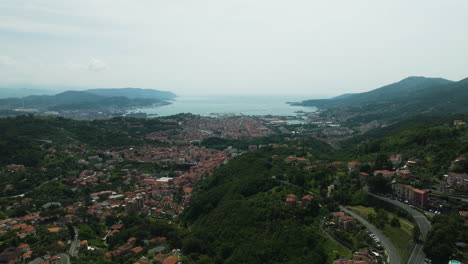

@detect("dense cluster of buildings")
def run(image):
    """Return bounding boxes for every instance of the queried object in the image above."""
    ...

[0,139,235,263]
[145,116,273,144]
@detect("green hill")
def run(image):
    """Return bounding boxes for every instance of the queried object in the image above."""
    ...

[295,76,453,108]
[0,89,172,111]
[347,118,468,175]
[294,76,468,125]
[0,115,176,166]
[180,142,344,264]
[85,87,176,100]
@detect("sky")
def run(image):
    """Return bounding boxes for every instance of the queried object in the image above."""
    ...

[1,0,468,96]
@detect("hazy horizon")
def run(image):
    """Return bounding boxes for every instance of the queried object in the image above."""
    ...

[1,1,467,95]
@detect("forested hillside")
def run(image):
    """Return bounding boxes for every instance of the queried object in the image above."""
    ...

[294,76,468,125]
[347,120,468,175]
[180,143,349,264]
[0,115,176,166]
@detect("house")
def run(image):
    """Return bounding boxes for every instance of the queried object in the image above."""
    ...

[454,120,466,126]
[348,161,361,172]
[327,162,344,168]
[154,253,168,263]
[162,256,179,264]
[333,260,368,264]
[0,247,21,263]
[153,253,167,263]
[339,215,356,231]
[49,255,61,264]
[397,170,413,179]
[406,158,419,168]
[332,212,356,232]
[80,240,88,249]
[459,211,468,217]
[23,251,32,261]
[447,172,468,188]
[390,154,403,167]
[17,243,30,253]
[57,241,66,248]
[111,224,123,230]
[301,195,314,206]
[248,145,258,151]
[333,249,378,264]
[131,246,144,255]
[359,172,370,184]
[48,227,62,233]
[451,157,466,168]
[353,250,377,263]
[285,156,309,165]
[285,194,298,207]
[373,170,396,179]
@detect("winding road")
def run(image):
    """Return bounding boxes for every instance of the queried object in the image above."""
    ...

[69,227,80,257]
[368,193,431,264]
[340,206,400,264]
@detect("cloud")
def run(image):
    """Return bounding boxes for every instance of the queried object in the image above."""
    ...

[88,57,109,72]
[66,57,109,72]
[0,55,20,67]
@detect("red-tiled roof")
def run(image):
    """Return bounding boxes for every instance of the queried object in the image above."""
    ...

[48,227,61,233]
[162,256,179,264]
[460,211,468,217]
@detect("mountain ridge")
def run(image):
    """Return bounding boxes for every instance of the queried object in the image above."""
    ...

[0,88,176,111]
[294,76,454,108]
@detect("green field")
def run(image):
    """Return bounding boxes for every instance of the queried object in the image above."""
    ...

[321,234,352,263]
[348,205,415,263]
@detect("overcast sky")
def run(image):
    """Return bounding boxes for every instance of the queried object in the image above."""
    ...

[1,0,467,95]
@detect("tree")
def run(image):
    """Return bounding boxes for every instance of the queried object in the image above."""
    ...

[413,225,420,241]
[374,154,393,170]
[368,175,391,194]
[390,216,400,227]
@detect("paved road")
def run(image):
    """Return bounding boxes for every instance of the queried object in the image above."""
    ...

[340,206,400,264]
[1,178,57,199]
[368,193,432,264]
[57,253,70,264]
[319,217,353,250]
[69,227,80,257]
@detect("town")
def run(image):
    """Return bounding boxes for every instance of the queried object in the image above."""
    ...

[0,114,467,264]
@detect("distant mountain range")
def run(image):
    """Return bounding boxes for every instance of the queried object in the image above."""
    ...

[0,88,176,111]
[292,76,468,123]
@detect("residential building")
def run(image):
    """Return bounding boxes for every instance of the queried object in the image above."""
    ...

[447,172,468,188]
[374,170,396,179]
[392,183,428,208]
[301,195,313,206]
[285,194,297,207]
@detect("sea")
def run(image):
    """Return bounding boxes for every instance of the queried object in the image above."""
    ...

[133,94,323,117]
